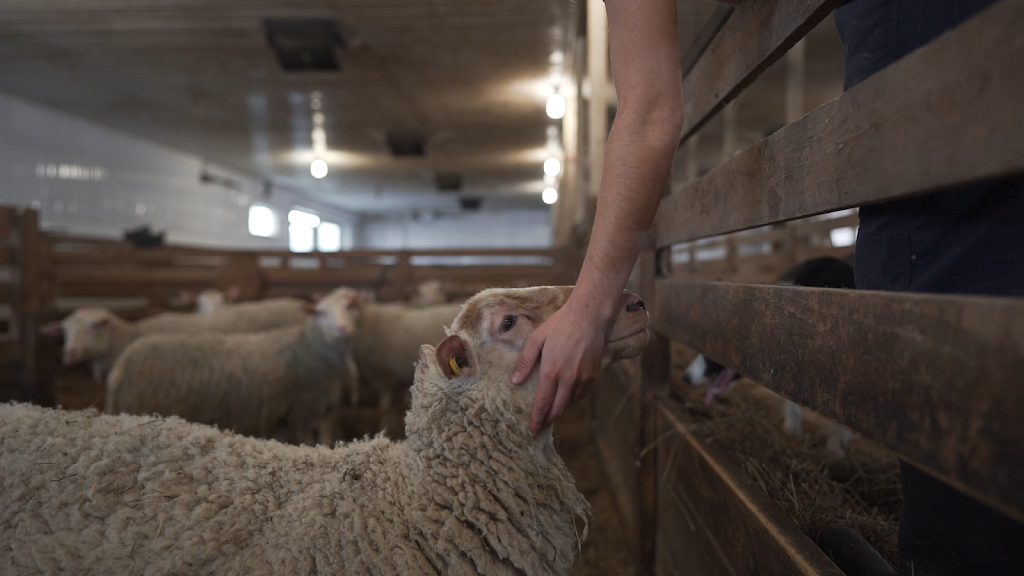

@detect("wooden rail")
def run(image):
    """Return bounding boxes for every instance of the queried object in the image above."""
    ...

[590,1,1024,574]
[661,2,1024,246]
[4,228,573,407]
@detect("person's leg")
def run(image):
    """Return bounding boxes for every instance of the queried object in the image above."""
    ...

[833,1,1024,574]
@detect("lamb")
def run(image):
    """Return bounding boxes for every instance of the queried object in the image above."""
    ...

[409,278,447,306]
[106,287,361,445]
[0,285,650,575]
[40,297,309,380]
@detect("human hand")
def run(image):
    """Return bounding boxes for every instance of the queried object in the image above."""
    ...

[511,296,611,436]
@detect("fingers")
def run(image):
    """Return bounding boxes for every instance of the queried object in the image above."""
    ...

[543,374,578,431]
[530,365,558,436]
[511,331,544,385]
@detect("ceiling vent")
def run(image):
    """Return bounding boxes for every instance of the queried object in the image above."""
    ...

[435,173,463,192]
[264,19,345,72]
[386,130,426,157]
[460,197,482,211]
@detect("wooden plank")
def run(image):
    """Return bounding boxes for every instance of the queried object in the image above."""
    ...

[262,267,390,286]
[656,399,845,576]
[54,269,218,285]
[0,245,13,266]
[659,0,1024,246]
[679,0,838,142]
[653,278,1024,524]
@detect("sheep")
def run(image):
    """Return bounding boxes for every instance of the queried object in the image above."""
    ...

[40,297,309,380]
[409,279,447,306]
[180,286,241,314]
[350,301,463,408]
[106,287,361,445]
[0,285,650,575]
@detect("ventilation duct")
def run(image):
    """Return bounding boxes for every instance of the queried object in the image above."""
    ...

[264,19,345,72]
[386,130,426,157]
[435,173,463,192]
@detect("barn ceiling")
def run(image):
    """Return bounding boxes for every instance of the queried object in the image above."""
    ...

[0,1,813,215]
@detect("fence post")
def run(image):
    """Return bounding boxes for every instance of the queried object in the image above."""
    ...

[638,246,669,574]
[18,208,52,405]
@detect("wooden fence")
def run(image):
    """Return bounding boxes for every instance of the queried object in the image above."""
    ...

[591,1,1024,574]
[0,214,576,407]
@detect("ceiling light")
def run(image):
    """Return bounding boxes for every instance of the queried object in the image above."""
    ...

[544,157,561,177]
[310,159,328,179]
[542,188,558,205]
[312,112,325,125]
[546,94,566,119]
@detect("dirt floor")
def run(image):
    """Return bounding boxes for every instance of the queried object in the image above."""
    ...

[555,395,637,576]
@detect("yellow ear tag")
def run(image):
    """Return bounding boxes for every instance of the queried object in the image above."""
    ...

[448,355,462,376]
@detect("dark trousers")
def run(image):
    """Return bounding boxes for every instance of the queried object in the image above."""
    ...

[836,0,1024,574]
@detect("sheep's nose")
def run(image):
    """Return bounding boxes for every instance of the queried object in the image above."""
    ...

[626,299,646,312]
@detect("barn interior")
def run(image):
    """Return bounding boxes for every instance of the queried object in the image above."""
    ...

[2,1,1021,575]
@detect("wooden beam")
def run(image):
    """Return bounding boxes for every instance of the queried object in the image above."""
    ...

[655,399,845,576]
[659,0,1024,247]
[679,0,838,142]
[653,279,1024,524]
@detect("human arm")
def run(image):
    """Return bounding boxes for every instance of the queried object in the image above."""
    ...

[511,0,683,435]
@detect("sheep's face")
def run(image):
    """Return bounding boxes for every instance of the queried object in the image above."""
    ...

[414,286,649,431]
[40,308,117,366]
[195,289,226,315]
[305,287,362,341]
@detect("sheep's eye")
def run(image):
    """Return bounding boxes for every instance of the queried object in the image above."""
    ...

[500,315,517,332]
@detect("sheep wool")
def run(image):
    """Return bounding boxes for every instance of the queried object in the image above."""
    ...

[107,289,359,444]
[0,349,586,575]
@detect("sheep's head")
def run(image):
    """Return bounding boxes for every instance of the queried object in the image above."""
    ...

[39,308,121,366]
[303,286,363,341]
[195,289,227,315]
[408,286,649,439]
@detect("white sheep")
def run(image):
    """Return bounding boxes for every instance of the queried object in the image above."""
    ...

[0,285,650,575]
[350,301,463,403]
[106,287,361,445]
[180,286,241,314]
[409,279,447,306]
[40,297,309,380]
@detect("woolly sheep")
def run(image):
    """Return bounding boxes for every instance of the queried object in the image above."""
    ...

[0,285,650,575]
[106,287,361,445]
[40,297,309,379]
[180,286,241,314]
[409,279,447,306]
[350,301,464,402]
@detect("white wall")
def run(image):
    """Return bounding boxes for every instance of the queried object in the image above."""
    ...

[358,209,552,249]
[0,92,356,250]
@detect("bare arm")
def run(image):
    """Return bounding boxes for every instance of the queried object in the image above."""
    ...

[512,0,683,435]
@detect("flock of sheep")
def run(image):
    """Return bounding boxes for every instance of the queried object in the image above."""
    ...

[1,283,652,574]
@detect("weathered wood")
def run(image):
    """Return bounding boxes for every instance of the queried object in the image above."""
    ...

[660,0,1024,246]
[54,269,218,285]
[639,331,670,574]
[0,245,14,266]
[654,278,1024,524]
[679,0,838,142]
[656,399,846,576]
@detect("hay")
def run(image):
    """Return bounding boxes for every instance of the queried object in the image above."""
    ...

[671,346,902,568]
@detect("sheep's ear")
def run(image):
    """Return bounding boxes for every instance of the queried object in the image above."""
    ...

[301,302,319,315]
[90,318,110,330]
[225,285,241,301]
[436,335,478,381]
[39,321,63,336]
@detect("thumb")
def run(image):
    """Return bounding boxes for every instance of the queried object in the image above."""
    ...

[511,332,544,385]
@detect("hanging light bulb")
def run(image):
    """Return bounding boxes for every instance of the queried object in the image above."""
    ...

[543,157,561,177]
[542,187,558,205]
[310,159,328,179]
[546,93,566,119]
